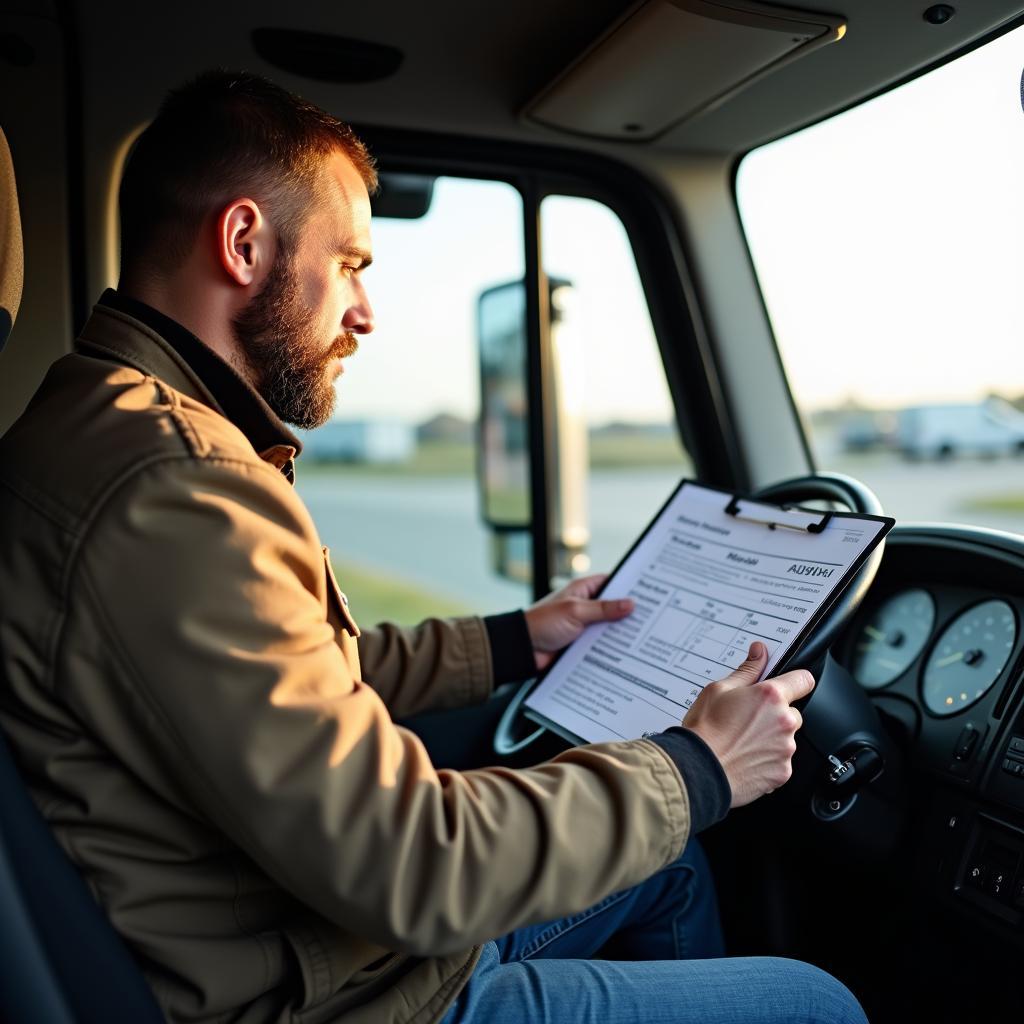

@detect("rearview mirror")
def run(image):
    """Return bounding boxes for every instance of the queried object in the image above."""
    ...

[371,172,436,219]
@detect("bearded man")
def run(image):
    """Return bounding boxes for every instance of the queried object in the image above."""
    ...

[0,71,867,1024]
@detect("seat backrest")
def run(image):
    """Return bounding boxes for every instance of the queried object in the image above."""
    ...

[0,730,166,1022]
[0,124,22,351]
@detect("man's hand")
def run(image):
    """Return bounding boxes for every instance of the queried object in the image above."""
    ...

[683,642,815,808]
[524,574,634,671]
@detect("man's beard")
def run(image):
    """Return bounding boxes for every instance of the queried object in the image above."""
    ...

[231,251,358,430]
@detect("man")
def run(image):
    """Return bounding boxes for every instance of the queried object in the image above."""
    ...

[0,72,867,1023]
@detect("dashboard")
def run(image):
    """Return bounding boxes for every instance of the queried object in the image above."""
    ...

[835,524,1024,941]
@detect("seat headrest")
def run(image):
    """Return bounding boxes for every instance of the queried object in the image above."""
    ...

[0,125,24,353]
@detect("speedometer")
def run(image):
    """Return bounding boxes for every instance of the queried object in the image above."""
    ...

[850,589,935,690]
[922,599,1016,716]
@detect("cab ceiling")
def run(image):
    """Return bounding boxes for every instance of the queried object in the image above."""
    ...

[63,0,1024,157]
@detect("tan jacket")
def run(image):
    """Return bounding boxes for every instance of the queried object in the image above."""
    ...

[0,302,693,1023]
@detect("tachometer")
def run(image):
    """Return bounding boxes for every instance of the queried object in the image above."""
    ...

[922,599,1016,716]
[851,588,936,690]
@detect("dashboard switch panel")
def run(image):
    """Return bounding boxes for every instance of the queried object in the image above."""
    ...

[984,720,1024,811]
[956,817,1024,926]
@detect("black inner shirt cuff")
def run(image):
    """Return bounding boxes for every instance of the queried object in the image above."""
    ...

[483,611,537,686]
[648,727,732,834]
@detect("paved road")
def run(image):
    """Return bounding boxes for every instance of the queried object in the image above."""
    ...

[296,472,529,613]
[296,469,682,613]
[296,457,1024,613]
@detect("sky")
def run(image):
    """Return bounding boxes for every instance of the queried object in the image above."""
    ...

[331,180,676,426]
[737,22,1024,412]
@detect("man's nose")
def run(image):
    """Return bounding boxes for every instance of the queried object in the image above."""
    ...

[342,280,375,335]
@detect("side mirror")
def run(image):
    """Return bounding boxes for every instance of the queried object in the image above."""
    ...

[478,280,531,528]
[476,278,589,585]
[490,530,532,584]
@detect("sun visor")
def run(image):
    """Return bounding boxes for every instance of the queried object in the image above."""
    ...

[524,0,846,142]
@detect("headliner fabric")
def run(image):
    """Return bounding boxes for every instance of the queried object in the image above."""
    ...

[0,126,23,351]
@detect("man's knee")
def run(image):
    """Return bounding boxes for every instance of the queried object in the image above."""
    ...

[768,957,869,1024]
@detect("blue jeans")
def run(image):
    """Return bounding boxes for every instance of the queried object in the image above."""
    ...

[440,839,868,1024]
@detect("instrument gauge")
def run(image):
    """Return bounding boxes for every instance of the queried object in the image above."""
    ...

[850,589,936,690]
[922,599,1016,716]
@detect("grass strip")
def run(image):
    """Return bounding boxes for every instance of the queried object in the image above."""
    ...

[331,558,472,628]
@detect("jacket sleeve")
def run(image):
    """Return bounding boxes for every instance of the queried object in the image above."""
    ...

[68,454,692,957]
[355,617,493,718]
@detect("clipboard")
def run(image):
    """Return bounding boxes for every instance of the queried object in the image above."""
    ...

[724,495,832,533]
[520,479,893,748]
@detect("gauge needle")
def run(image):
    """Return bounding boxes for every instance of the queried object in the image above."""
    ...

[934,651,964,668]
[864,625,886,642]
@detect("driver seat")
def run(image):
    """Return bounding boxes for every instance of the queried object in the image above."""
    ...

[0,123,164,1022]
[0,122,22,351]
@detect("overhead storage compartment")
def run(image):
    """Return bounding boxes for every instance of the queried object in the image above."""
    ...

[524,0,846,141]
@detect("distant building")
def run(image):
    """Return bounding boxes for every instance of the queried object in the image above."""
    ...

[296,419,416,463]
[590,421,676,439]
[417,412,474,443]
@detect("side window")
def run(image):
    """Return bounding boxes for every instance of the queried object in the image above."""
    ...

[539,195,692,576]
[295,181,692,626]
[295,177,531,623]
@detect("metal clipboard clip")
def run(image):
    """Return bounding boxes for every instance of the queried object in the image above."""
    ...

[724,495,832,534]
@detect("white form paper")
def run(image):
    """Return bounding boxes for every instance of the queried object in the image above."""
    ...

[524,482,891,745]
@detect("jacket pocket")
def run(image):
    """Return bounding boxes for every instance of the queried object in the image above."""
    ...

[285,916,405,1021]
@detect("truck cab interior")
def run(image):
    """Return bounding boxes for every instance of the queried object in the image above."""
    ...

[4,1,1024,1020]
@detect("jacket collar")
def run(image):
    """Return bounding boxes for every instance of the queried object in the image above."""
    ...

[77,289,302,477]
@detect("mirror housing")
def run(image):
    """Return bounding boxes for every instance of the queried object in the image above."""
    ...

[477,277,589,584]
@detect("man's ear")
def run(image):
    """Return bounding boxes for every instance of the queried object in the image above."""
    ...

[216,199,272,287]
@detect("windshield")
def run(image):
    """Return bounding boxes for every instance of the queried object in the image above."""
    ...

[737,25,1024,532]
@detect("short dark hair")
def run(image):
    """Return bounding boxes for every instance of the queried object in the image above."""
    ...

[118,70,377,275]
